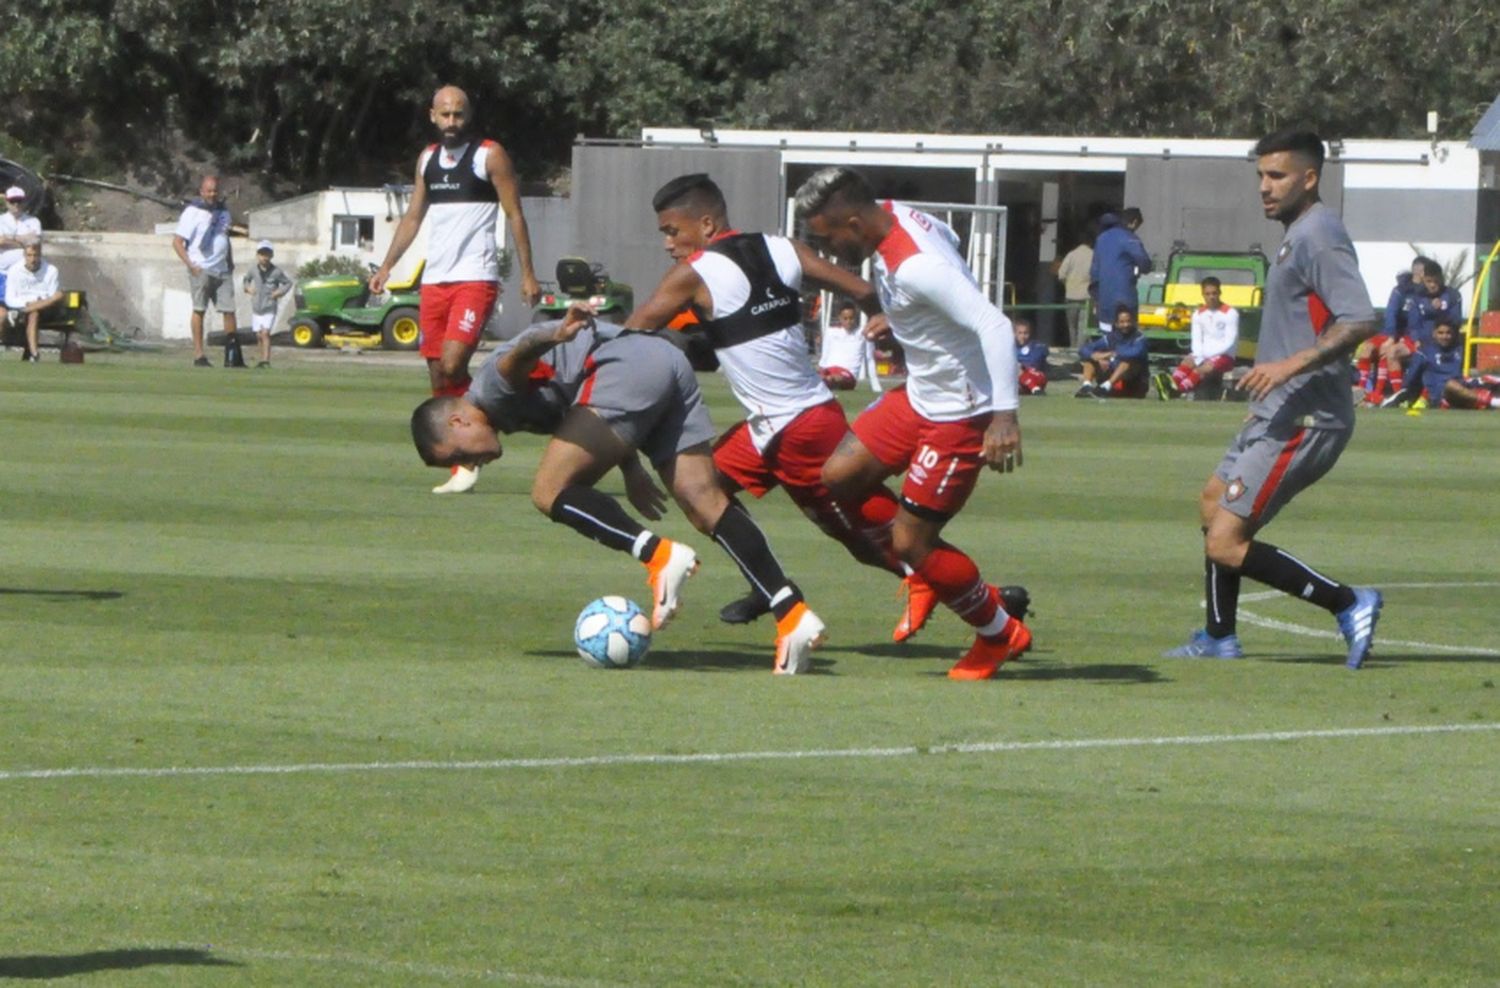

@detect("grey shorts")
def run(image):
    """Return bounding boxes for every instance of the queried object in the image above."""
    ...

[1214,417,1350,527]
[580,332,717,468]
[190,271,236,313]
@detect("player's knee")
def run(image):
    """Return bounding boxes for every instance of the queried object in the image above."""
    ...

[530,482,559,516]
[1203,526,1249,568]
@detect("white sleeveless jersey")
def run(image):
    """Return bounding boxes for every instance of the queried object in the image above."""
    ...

[872,201,1018,421]
[419,141,500,284]
[688,234,832,450]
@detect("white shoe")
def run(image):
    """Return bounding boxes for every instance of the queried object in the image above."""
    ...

[774,602,827,675]
[432,464,480,494]
[644,539,699,630]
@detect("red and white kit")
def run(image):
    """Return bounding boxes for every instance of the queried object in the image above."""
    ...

[418,140,501,358]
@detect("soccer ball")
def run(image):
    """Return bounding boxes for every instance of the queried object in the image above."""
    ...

[573,596,652,669]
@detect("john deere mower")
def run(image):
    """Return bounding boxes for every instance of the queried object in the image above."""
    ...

[287,262,424,351]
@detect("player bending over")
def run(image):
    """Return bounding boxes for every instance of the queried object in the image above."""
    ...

[794,166,1032,681]
[411,304,827,674]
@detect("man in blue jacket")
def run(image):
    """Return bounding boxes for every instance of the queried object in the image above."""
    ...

[1088,208,1152,336]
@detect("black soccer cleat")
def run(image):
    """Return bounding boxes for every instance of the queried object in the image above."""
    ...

[719,591,771,625]
[998,584,1032,619]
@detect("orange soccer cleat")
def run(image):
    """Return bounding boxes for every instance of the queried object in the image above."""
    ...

[773,601,827,675]
[947,615,1032,681]
[892,575,938,643]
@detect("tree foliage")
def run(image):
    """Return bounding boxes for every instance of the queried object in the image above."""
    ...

[1,0,1496,192]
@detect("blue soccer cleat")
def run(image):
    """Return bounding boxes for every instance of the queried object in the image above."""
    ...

[1336,587,1383,669]
[1163,628,1244,659]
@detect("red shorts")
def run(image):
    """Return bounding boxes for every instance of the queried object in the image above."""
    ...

[852,385,989,517]
[713,400,848,505]
[419,281,499,359]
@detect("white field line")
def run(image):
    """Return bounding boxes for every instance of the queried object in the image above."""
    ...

[1237,581,1500,655]
[3,723,1497,784]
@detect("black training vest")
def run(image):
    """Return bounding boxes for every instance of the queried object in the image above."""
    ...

[696,234,802,349]
[422,141,497,204]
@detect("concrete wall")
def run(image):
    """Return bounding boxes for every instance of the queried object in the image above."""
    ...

[44,232,328,340]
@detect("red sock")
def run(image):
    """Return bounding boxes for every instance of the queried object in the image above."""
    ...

[915,544,998,629]
[1385,362,1403,392]
[1356,357,1371,390]
[1372,366,1388,397]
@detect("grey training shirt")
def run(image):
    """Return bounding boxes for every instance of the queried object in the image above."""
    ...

[1252,201,1372,431]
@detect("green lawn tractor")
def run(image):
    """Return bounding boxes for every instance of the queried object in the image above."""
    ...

[287,262,424,351]
[531,257,633,323]
[1136,247,1268,365]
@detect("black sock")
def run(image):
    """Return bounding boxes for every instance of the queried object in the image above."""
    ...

[1240,541,1356,614]
[1204,558,1241,638]
[711,500,802,620]
[548,485,649,556]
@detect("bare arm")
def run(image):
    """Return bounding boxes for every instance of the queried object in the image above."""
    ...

[497,302,594,388]
[624,263,706,330]
[791,240,880,316]
[1239,317,1378,401]
[369,157,430,294]
[487,142,541,306]
[172,235,199,275]
[25,290,65,313]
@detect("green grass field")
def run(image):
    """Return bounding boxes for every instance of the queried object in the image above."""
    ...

[2,353,1497,986]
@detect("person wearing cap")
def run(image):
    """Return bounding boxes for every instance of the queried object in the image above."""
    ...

[173,175,237,367]
[242,240,292,368]
[0,186,44,342]
[4,241,63,362]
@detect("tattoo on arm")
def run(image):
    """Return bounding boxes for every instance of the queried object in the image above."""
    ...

[1305,319,1378,371]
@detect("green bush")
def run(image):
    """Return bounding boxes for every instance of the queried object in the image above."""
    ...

[295,254,370,280]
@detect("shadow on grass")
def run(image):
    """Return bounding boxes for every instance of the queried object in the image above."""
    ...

[1266,651,1500,666]
[532,647,838,674]
[0,947,240,979]
[0,587,124,602]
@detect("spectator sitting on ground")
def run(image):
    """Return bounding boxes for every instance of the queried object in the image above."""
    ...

[1088,207,1151,336]
[1155,276,1239,400]
[242,240,292,369]
[1374,257,1462,406]
[1014,317,1049,394]
[1355,258,1425,401]
[1386,322,1499,411]
[817,299,870,391]
[0,185,43,334]
[1076,304,1149,398]
[4,241,63,362]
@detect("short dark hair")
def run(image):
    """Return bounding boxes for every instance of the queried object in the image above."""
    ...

[1114,303,1135,320]
[1201,276,1222,290]
[411,396,458,466]
[1413,255,1443,286]
[1120,207,1143,226]
[1253,129,1326,173]
[1013,316,1033,330]
[794,166,876,220]
[652,173,727,217]
[835,298,858,315]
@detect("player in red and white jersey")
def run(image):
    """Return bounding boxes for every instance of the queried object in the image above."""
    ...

[626,174,944,640]
[795,166,1031,681]
[372,85,541,494]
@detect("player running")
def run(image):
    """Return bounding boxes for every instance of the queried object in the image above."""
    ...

[793,167,1032,681]
[1163,129,1383,668]
[373,84,542,495]
[410,304,828,674]
[624,173,937,640]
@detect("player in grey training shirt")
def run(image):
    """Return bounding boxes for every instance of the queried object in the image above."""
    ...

[408,304,830,674]
[1164,130,1384,669]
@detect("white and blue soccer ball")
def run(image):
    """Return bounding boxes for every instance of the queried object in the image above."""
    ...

[573,596,652,669]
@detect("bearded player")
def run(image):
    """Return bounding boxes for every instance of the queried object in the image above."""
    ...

[372,84,542,494]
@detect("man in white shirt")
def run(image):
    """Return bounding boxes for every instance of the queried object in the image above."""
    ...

[795,166,1032,681]
[1155,276,1240,400]
[172,175,237,367]
[0,185,44,339]
[4,241,63,362]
